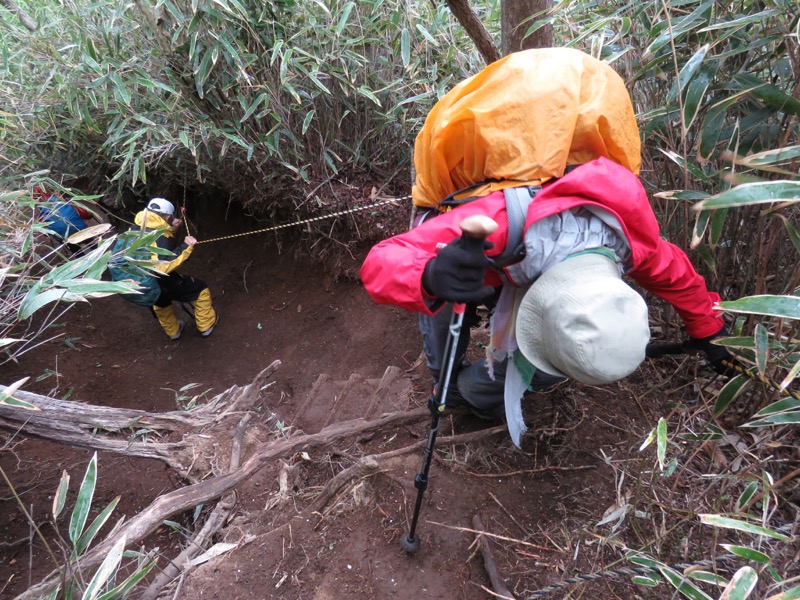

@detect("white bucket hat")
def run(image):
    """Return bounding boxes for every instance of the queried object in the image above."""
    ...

[515,252,650,385]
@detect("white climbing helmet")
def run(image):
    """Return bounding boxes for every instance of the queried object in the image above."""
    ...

[146,197,175,216]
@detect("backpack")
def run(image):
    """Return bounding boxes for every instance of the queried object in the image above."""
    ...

[107,232,162,306]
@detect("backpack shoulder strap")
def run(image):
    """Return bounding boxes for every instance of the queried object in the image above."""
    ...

[493,185,540,268]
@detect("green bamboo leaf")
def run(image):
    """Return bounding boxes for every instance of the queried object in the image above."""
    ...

[716,295,800,320]
[684,63,716,131]
[721,544,770,564]
[739,146,800,168]
[754,324,769,374]
[308,71,331,95]
[401,27,411,67]
[52,471,70,520]
[282,82,301,103]
[195,50,214,97]
[687,570,728,586]
[633,575,661,586]
[697,9,781,32]
[644,0,714,57]
[713,375,749,417]
[619,16,631,37]
[694,182,800,211]
[0,395,40,410]
[335,2,355,35]
[110,73,131,104]
[696,243,715,272]
[691,208,711,247]
[699,514,790,541]
[18,288,71,320]
[656,417,667,471]
[95,560,156,600]
[80,534,126,600]
[658,565,713,600]
[639,427,656,451]
[745,412,800,427]
[718,566,757,600]
[629,554,667,570]
[69,453,98,544]
[658,149,711,184]
[415,24,439,46]
[357,86,382,107]
[707,207,728,247]
[0,377,37,410]
[301,110,314,135]
[85,37,98,61]
[734,73,800,118]
[656,190,710,201]
[771,214,800,253]
[279,48,292,84]
[668,44,709,104]
[74,497,121,557]
[778,358,800,392]
[736,481,759,511]
[240,92,267,123]
[765,584,800,599]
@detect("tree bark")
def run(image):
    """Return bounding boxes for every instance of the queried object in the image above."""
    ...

[0,0,36,31]
[445,0,501,65]
[501,0,553,55]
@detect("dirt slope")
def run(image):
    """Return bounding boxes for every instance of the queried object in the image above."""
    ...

[1,198,692,599]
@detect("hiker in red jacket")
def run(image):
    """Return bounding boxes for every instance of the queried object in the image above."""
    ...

[360,48,732,445]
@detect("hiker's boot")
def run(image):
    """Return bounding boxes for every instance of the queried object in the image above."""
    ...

[201,315,219,338]
[170,320,186,341]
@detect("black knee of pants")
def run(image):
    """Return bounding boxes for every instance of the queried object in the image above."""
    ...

[154,273,208,306]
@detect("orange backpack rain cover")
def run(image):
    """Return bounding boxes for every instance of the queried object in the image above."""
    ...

[412,47,642,209]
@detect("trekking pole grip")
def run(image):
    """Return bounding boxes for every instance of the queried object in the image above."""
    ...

[458,214,498,251]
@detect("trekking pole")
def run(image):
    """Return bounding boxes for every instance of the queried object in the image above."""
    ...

[401,214,498,554]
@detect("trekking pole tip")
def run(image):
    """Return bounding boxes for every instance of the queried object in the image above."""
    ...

[400,533,421,554]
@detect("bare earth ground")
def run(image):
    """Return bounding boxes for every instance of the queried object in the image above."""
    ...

[1,197,789,599]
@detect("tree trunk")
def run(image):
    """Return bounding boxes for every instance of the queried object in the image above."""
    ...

[0,0,36,31]
[501,0,553,55]
[445,0,501,65]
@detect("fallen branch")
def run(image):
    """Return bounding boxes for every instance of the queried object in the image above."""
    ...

[0,360,280,474]
[472,514,515,600]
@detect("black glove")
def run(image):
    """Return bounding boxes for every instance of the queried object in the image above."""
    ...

[684,326,739,377]
[422,237,495,304]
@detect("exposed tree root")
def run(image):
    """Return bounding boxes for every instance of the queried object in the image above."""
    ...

[472,513,516,600]
[139,413,253,600]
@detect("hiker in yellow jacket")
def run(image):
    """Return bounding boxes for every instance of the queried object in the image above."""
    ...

[134,198,218,340]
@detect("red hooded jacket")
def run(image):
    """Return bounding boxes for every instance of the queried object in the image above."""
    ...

[360,158,724,339]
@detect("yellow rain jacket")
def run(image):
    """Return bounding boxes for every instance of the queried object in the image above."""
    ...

[412,47,641,208]
[133,210,193,274]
